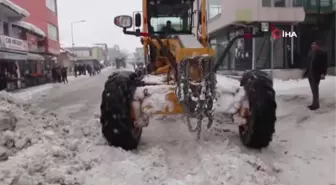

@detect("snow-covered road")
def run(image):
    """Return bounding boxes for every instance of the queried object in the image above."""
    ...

[0,68,335,185]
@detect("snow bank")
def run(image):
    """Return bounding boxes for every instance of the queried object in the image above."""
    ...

[11,84,54,102]
[0,0,29,17]
[0,91,103,185]
[274,76,335,92]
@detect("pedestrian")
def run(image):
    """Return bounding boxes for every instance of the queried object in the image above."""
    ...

[51,66,56,83]
[56,66,62,83]
[303,40,328,110]
[61,67,68,83]
[74,64,78,77]
[0,70,6,91]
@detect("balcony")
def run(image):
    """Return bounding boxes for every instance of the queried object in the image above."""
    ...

[294,0,334,13]
[0,35,28,52]
[0,0,29,20]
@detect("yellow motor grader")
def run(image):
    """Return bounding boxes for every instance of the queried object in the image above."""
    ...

[100,0,277,150]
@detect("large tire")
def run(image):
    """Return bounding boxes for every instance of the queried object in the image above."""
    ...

[100,71,143,150]
[239,70,277,149]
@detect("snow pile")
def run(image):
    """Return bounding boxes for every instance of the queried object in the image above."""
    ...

[0,0,29,17]
[0,91,102,185]
[13,84,54,102]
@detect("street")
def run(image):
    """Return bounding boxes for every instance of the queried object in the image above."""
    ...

[0,67,335,185]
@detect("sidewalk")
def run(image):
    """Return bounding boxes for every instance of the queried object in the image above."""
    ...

[10,66,114,101]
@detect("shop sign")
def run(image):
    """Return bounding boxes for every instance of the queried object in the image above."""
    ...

[0,35,28,51]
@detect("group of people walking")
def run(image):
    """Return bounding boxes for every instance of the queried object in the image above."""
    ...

[51,66,68,84]
[74,64,101,77]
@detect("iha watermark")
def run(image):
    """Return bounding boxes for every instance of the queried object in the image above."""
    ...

[271,28,298,39]
[260,22,298,39]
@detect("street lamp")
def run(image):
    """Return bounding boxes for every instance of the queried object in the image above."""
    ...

[70,20,86,60]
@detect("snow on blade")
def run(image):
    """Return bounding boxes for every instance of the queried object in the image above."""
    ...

[142,74,166,84]
[214,75,245,114]
[134,85,175,114]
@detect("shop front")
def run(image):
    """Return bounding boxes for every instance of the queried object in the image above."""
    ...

[18,33,49,87]
[0,35,28,91]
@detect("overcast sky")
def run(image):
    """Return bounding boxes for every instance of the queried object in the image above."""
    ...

[57,0,142,53]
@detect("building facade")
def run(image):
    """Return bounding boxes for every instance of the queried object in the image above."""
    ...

[205,0,335,71]
[0,1,29,90]
[66,46,105,68]
[57,48,75,73]
[10,0,60,56]
[205,0,305,71]
[0,0,59,90]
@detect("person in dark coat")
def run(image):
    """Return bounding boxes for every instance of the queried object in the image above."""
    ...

[51,67,57,83]
[303,40,328,110]
[74,64,78,77]
[61,67,68,83]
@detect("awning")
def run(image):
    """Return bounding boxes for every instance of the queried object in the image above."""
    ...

[28,53,44,61]
[0,0,29,17]
[0,51,27,60]
[12,21,46,37]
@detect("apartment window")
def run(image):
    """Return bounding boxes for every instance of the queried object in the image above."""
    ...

[209,4,221,19]
[309,0,330,6]
[47,23,58,40]
[46,0,57,13]
[262,0,272,6]
[3,22,9,36]
[274,0,286,6]
[12,26,26,39]
[208,0,221,20]
[263,0,292,6]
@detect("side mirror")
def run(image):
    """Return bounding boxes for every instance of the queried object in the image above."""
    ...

[135,13,141,27]
[114,15,133,29]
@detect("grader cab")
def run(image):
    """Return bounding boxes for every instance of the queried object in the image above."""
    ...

[100,0,277,150]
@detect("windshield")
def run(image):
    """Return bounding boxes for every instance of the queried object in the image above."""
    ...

[150,17,190,32]
[148,2,193,34]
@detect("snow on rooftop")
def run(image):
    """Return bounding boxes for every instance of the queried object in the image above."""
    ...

[12,21,45,37]
[0,0,29,17]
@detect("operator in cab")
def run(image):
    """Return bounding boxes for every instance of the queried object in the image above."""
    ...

[160,20,176,34]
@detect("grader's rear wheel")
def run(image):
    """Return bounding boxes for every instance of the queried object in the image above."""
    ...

[239,70,277,149]
[100,71,143,150]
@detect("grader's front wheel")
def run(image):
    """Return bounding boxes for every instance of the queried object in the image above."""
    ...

[100,71,143,150]
[239,70,277,149]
